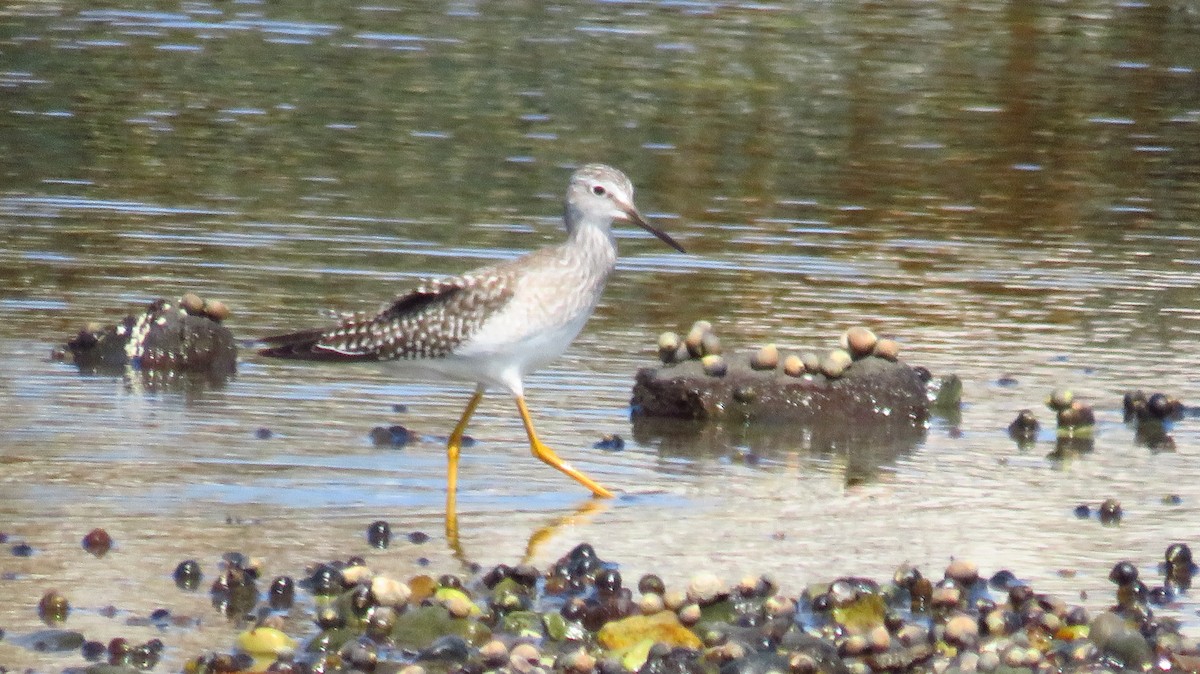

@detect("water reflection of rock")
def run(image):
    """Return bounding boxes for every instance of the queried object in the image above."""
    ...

[629,353,951,484]
[55,295,237,392]
[631,414,927,487]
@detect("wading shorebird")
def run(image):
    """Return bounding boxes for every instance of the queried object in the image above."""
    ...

[259,164,685,535]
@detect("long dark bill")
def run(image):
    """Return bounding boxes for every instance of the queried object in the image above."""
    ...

[624,205,686,253]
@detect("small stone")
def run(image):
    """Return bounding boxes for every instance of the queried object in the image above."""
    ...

[1099,498,1122,524]
[1057,400,1095,428]
[408,531,430,544]
[371,576,411,607]
[444,594,475,619]
[701,354,727,377]
[866,624,890,652]
[38,590,70,624]
[558,648,596,674]
[594,434,624,451]
[203,299,230,321]
[873,338,899,361]
[1108,561,1138,585]
[686,571,727,605]
[174,560,202,590]
[236,626,296,658]
[1007,410,1039,441]
[367,520,391,548]
[700,332,722,357]
[820,349,853,378]
[638,593,664,614]
[945,558,979,585]
[657,332,682,364]
[180,293,205,315]
[944,612,979,648]
[81,528,113,557]
[839,634,870,656]
[930,582,961,607]
[782,354,805,377]
[638,574,665,595]
[341,563,373,586]
[269,576,295,609]
[751,344,779,371]
[509,642,541,674]
[840,327,877,359]
[799,352,821,373]
[254,427,273,440]
[480,639,508,666]
[1047,388,1074,411]
[662,589,687,611]
[685,321,712,358]
[677,603,702,626]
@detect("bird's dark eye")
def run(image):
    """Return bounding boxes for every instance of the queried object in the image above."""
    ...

[591,185,606,196]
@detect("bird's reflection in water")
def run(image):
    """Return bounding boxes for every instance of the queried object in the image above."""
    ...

[446,498,611,568]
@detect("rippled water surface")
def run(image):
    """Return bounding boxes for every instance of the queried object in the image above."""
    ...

[3,0,1200,669]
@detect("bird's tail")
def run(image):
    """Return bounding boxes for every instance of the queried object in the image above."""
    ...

[258,328,376,362]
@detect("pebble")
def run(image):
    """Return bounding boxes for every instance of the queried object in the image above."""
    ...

[82,528,113,557]
[701,354,727,377]
[663,589,687,611]
[510,642,542,674]
[444,594,475,619]
[367,520,391,548]
[930,582,962,607]
[751,344,779,370]
[1098,498,1122,524]
[203,299,230,321]
[820,349,853,378]
[658,332,682,364]
[180,293,205,315]
[38,590,70,623]
[873,337,900,361]
[685,321,712,358]
[677,602,702,626]
[701,332,722,357]
[1047,388,1074,411]
[558,648,597,674]
[866,625,890,652]
[782,354,805,377]
[687,571,727,605]
[371,576,411,607]
[840,326,877,359]
[945,613,979,648]
[946,558,980,585]
[341,563,373,586]
[480,639,509,666]
[638,593,664,614]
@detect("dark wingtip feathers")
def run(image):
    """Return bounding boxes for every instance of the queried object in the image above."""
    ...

[258,328,378,362]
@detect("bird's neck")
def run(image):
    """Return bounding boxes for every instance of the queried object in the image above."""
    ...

[565,220,618,272]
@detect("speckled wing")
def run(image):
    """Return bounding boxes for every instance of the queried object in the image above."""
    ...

[259,274,515,362]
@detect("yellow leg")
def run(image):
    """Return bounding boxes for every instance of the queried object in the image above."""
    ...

[515,395,614,498]
[446,386,485,547]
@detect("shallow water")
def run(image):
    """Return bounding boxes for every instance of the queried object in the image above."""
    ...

[2,0,1200,669]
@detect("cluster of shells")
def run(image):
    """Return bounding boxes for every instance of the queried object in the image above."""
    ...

[657,321,899,379]
[1008,389,1187,450]
[178,292,232,322]
[18,524,1200,674]
[136,538,1200,674]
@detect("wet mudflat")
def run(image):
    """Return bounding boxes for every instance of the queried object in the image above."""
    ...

[2,1,1200,670]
